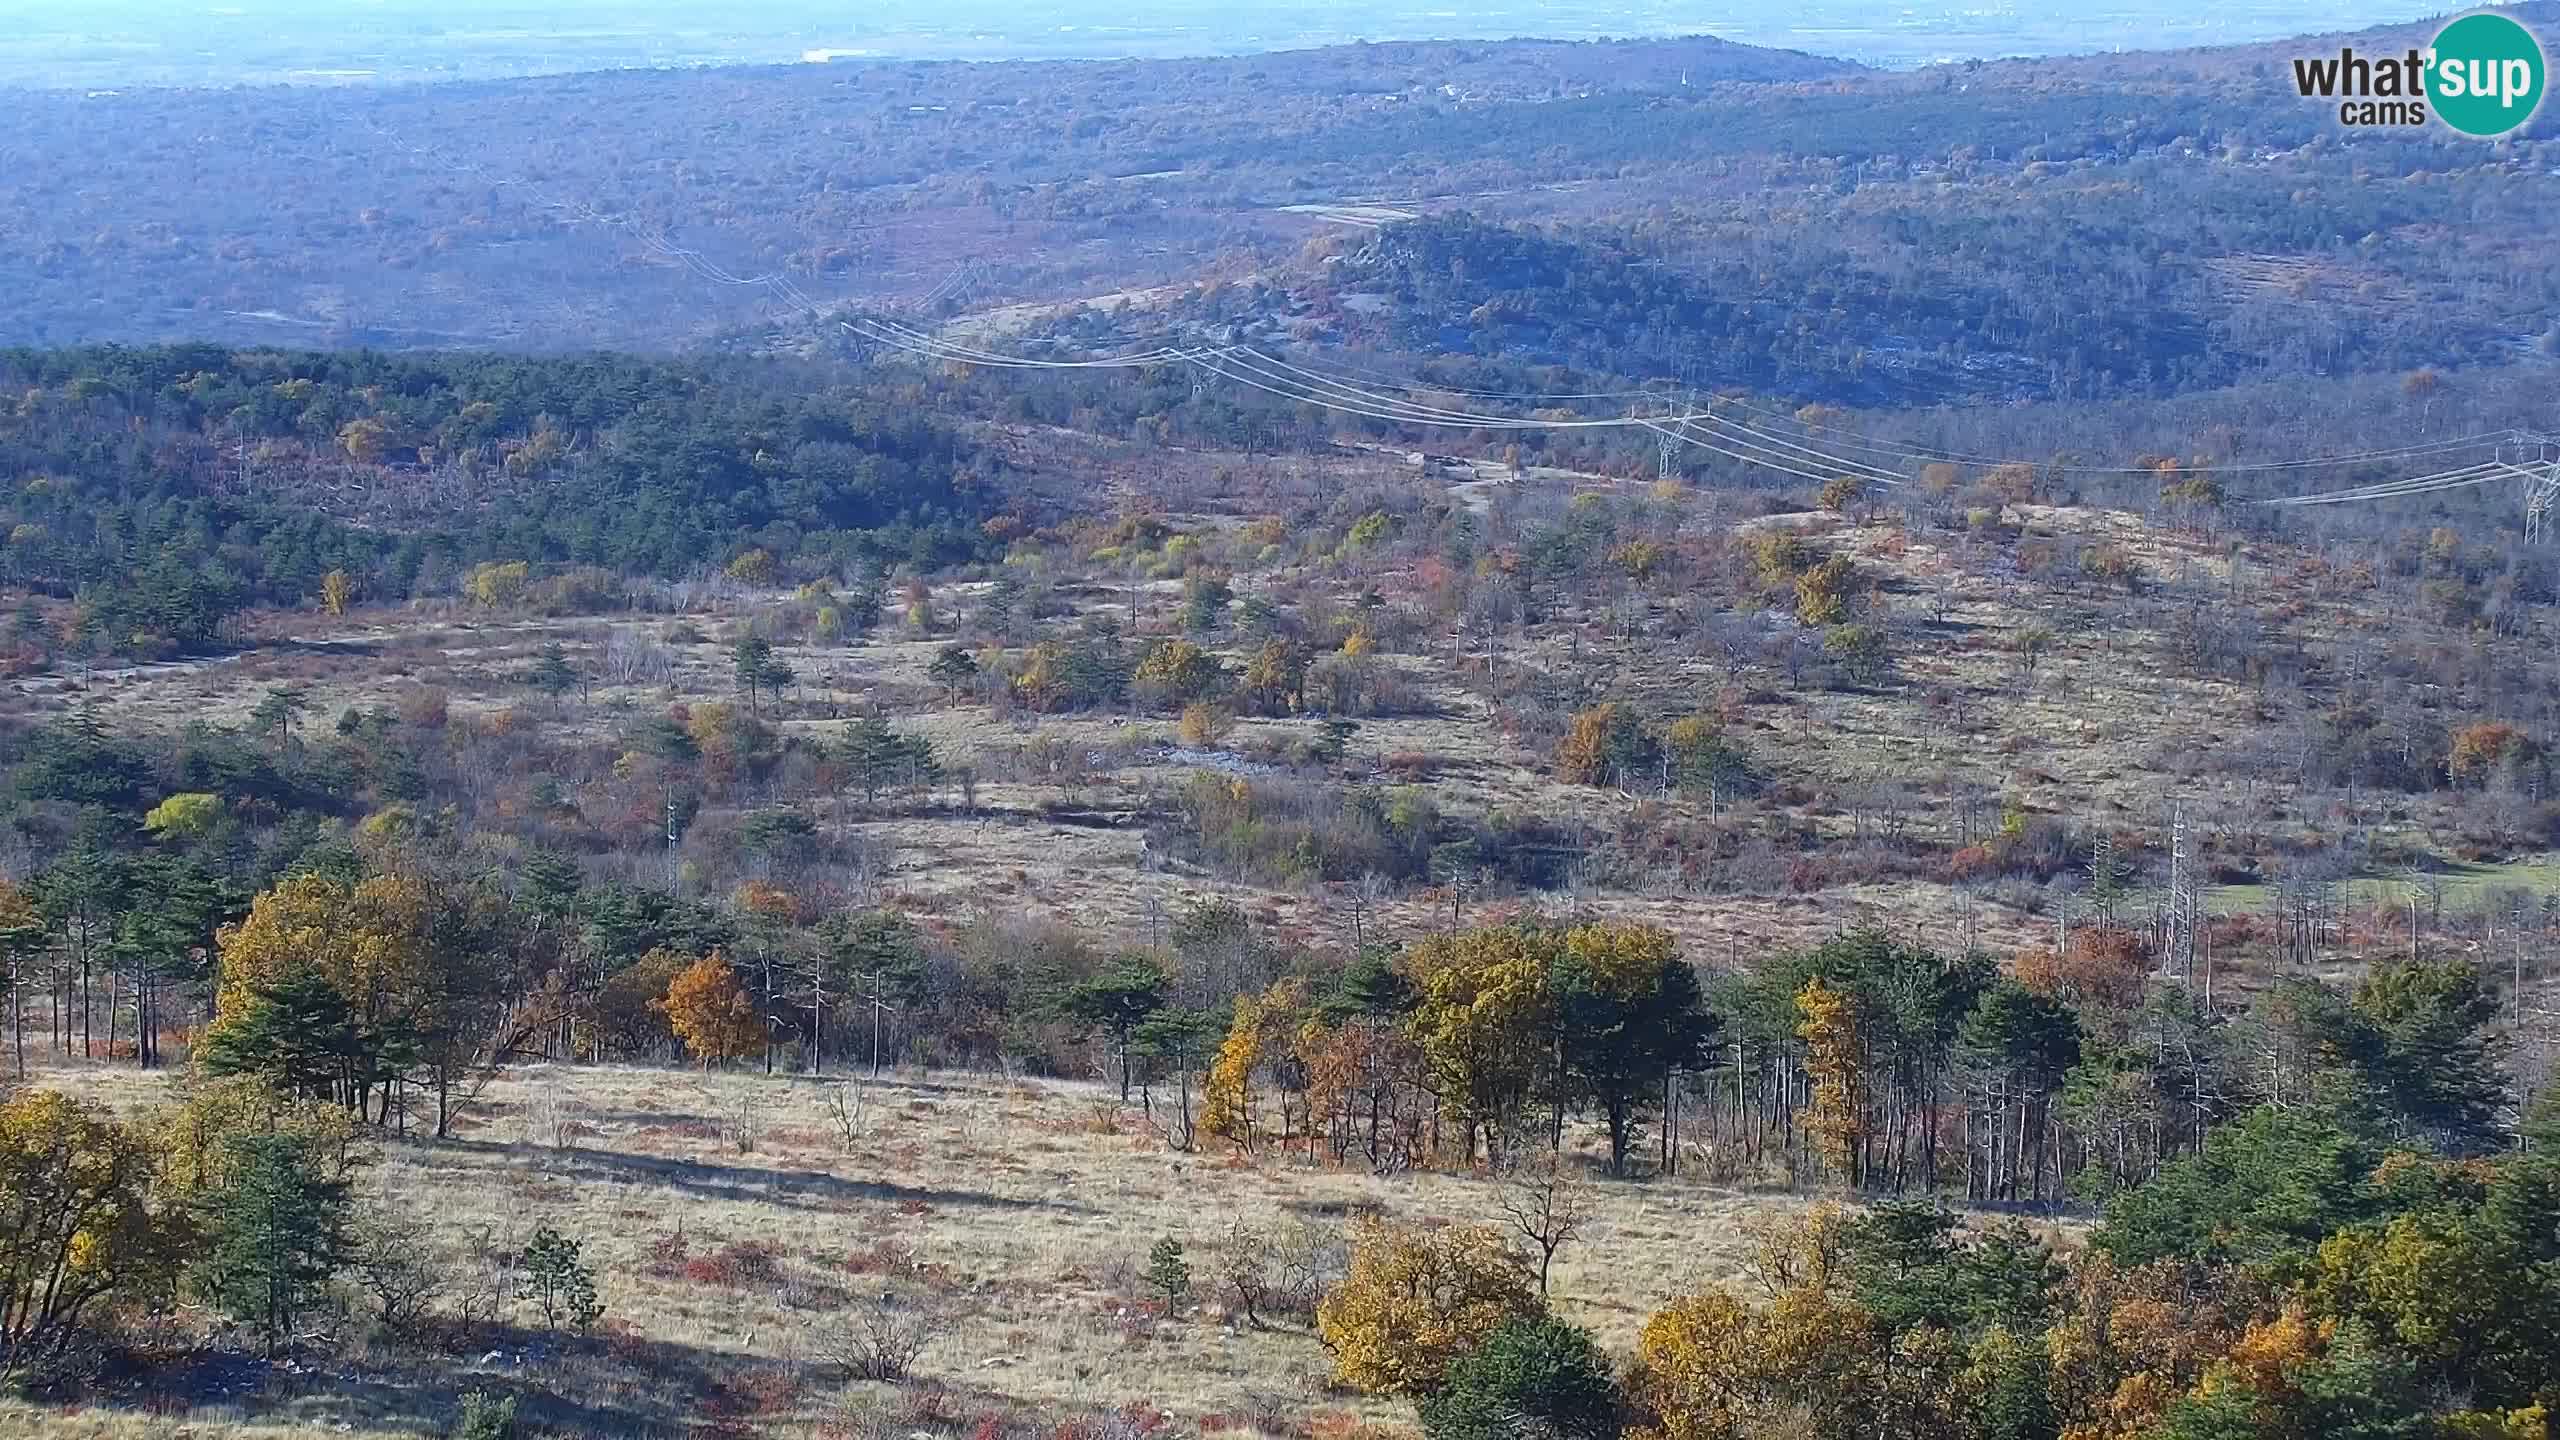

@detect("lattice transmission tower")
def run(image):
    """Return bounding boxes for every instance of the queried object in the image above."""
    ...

[2507,432,2560,541]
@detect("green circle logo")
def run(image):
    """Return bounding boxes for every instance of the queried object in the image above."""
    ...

[2432,11,2546,137]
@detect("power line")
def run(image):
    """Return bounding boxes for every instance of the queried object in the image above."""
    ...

[358,116,2548,506]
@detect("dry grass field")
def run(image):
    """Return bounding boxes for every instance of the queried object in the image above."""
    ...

[0,1059,1921,1440]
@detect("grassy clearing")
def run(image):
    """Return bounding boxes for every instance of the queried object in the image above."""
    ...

[2209,852,2560,912]
[7,1060,1909,1440]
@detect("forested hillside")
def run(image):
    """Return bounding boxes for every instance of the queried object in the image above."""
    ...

[0,347,1003,655]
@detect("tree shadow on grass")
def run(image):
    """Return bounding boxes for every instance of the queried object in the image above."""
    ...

[109,1324,964,1440]
[441,1136,1093,1215]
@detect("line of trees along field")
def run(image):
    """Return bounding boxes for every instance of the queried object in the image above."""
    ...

[8,816,2559,1435]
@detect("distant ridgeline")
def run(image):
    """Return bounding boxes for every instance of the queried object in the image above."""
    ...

[1266,188,2553,407]
[0,346,1007,657]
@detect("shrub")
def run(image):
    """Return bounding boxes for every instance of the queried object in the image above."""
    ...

[1663,717,1752,801]
[527,565,627,615]
[2079,543,2140,591]
[1555,704,1658,788]
[1753,533,1808,586]
[1316,1219,1540,1396]
[352,1217,447,1342]
[1221,1217,1348,1328]
[453,1391,518,1440]
[1794,557,1855,626]
[1419,1316,1619,1440]
[820,1294,944,1382]
[516,1226,603,1331]
[0,1092,182,1373]
[1822,623,1891,686]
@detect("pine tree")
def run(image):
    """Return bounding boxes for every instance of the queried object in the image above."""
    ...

[1060,961,1167,1102]
[1420,1316,1621,1440]
[197,968,366,1107]
[926,645,979,703]
[516,1225,603,1330]
[527,643,579,697]
[200,1134,353,1356]
[1147,1237,1191,1315]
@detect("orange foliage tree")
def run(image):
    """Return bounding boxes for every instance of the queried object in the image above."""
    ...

[2448,723,2536,788]
[2015,926,2153,1014]
[653,951,764,1069]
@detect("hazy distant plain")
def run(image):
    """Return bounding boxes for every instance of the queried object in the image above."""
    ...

[0,0,2456,87]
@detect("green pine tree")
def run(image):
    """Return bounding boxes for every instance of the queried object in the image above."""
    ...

[526,643,579,697]
[516,1225,603,1331]
[1419,1315,1620,1440]
[198,968,365,1107]
[1146,1236,1190,1315]
[200,1133,354,1356]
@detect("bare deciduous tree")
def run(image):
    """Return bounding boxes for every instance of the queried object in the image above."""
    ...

[1495,1155,1590,1297]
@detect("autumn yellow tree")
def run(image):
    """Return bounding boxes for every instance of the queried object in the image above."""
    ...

[2184,1306,2329,1435]
[0,1091,185,1376]
[1796,978,1868,1184]
[1555,703,1657,789]
[1202,978,1312,1152]
[1202,990,1268,1149]
[2043,1252,2246,1440]
[1612,538,1667,580]
[1752,533,1808,587]
[1794,556,1855,625]
[1404,926,1557,1165]
[1135,637,1222,703]
[1626,1283,1887,1440]
[319,568,355,617]
[463,560,530,609]
[1315,1217,1541,1396]
[724,548,778,585]
[211,870,430,1056]
[208,862,508,1132]
[337,417,393,463]
[142,791,222,841]
[1178,702,1234,748]
[150,1074,359,1208]
[2448,723,2536,788]
[654,951,764,1069]
[1014,641,1068,712]
[1625,1206,1953,1440]
[1294,1017,1368,1163]
[1241,639,1307,715]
